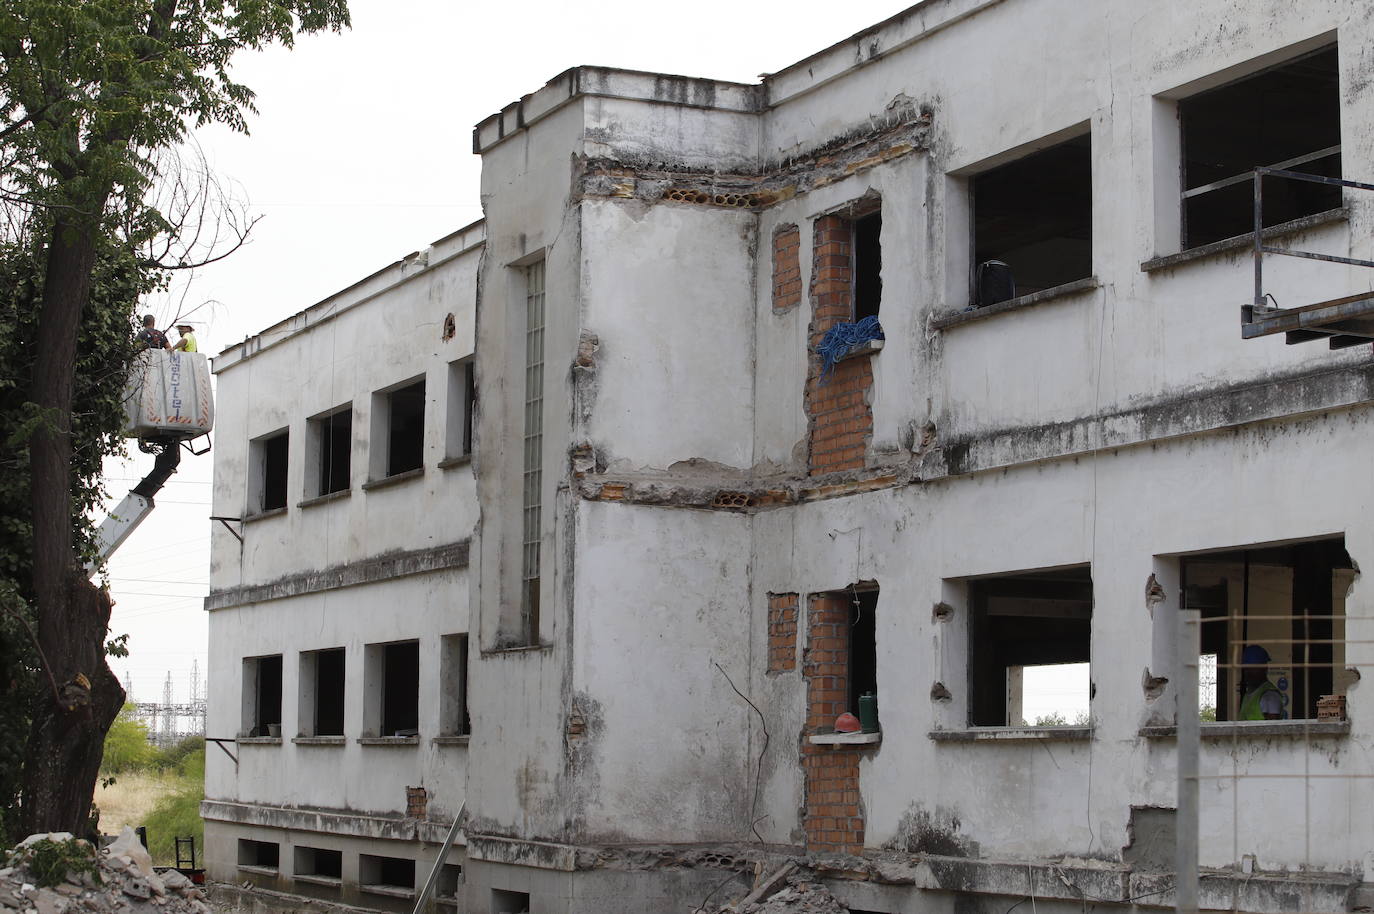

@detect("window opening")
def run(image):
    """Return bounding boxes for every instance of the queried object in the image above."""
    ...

[435,864,463,900]
[294,847,342,880]
[237,840,279,870]
[359,855,415,893]
[440,634,470,736]
[848,589,878,719]
[312,407,351,496]
[973,134,1092,303]
[968,566,1093,727]
[380,640,419,736]
[492,889,532,914]
[300,648,345,737]
[852,211,882,321]
[1181,46,1340,248]
[521,261,546,644]
[253,430,289,512]
[242,655,282,737]
[386,380,425,476]
[1182,535,1352,721]
[446,358,476,459]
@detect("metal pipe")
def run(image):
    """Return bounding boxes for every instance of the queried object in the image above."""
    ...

[411,804,465,914]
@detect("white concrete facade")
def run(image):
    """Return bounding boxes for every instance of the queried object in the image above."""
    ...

[207,2,1374,912]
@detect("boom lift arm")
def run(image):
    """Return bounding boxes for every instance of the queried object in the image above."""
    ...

[85,442,182,575]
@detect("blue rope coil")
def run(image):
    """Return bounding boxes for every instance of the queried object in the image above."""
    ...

[817,316,884,381]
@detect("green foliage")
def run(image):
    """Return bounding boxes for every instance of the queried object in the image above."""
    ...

[1032,710,1092,727]
[99,704,154,774]
[10,837,101,888]
[152,734,203,772]
[1200,704,1218,722]
[143,747,204,866]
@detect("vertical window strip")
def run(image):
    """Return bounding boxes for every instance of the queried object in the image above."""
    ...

[521,261,546,637]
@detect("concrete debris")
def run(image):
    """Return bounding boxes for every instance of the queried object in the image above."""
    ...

[2,831,211,914]
[713,866,849,914]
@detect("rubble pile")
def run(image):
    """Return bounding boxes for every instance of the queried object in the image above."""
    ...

[0,830,210,914]
[713,863,851,914]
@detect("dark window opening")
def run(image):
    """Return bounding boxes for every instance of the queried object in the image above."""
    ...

[359,855,415,891]
[973,134,1092,301]
[1183,536,1352,722]
[246,655,282,737]
[387,381,426,476]
[382,641,420,736]
[849,589,878,719]
[492,889,531,914]
[969,567,1093,727]
[316,408,351,496]
[440,634,470,737]
[259,431,289,512]
[238,840,279,870]
[436,864,463,900]
[853,211,882,321]
[447,359,476,459]
[294,847,342,879]
[314,648,345,736]
[1181,46,1340,248]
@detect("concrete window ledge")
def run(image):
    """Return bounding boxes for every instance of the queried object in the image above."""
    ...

[242,507,287,524]
[834,338,884,363]
[237,736,282,746]
[432,735,471,747]
[437,453,472,470]
[298,489,351,509]
[293,875,341,889]
[1140,207,1348,273]
[237,865,278,876]
[808,730,881,746]
[434,896,460,908]
[361,467,425,492]
[360,885,416,900]
[1140,720,1351,740]
[929,726,1093,742]
[357,735,420,746]
[929,277,1099,331]
[292,736,346,746]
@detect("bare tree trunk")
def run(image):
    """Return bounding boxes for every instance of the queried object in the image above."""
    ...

[20,212,126,835]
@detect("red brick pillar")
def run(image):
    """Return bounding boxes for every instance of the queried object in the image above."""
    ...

[772,225,802,312]
[767,593,799,673]
[805,216,873,476]
[800,593,865,854]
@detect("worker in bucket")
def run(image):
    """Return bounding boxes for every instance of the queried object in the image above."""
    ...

[135,314,170,351]
[172,323,198,353]
[1238,644,1282,720]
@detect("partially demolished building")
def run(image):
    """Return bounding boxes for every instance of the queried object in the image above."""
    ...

[204,1,1374,912]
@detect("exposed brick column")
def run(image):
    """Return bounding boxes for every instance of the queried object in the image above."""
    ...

[772,224,802,312]
[767,592,799,673]
[805,215,873,476]
[800,593,864,854]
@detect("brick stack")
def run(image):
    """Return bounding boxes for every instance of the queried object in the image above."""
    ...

[800,593,865,854]
[805,215,873,476]
[772,225,802,312]
[767,593,799,673]
[405,786,428,819]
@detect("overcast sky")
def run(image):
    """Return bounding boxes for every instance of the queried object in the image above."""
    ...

[111,1,1097,716]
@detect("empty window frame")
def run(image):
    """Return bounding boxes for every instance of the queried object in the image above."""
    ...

[851,210,883,321]
[972,133,1092,303]
[370,378,426,479]
[364,640,420,737]
[848,589,878,719]
[439,634,471,737]
[435,864,463,901]
[299,648,346,737]
[250,429,290,513]
[359,855,416,895]
[520,261,546,644]
[308,405,352,497]
[445,357,476,460]
[1183,536,1352,721]
[1181,45,1340,248]
[242,654,283,737]
[492,889,532,914]
[237,839,280,871]
[967,566,1093,727]
[294,846,343,881]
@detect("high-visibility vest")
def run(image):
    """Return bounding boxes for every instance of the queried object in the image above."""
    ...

[1240,680,1279,720]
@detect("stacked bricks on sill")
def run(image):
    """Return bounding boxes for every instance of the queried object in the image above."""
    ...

[805,215,873,477]
[799,593,865,855]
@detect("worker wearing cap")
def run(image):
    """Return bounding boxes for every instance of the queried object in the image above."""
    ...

[135,314,170,351]
[172,323,198,353]
[1239,644,1282,720]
